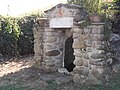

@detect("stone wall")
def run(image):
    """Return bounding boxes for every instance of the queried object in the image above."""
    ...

[110,33,120,73]
[73,23,107,85]
[33,22,109,85]
[33,27,44,68]
[42,28,67,73]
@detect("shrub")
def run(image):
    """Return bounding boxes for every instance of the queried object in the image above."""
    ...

[112,0,120,34]
[0,13,42,57]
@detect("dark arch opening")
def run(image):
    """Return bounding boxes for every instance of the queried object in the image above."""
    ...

[64,36,75,72]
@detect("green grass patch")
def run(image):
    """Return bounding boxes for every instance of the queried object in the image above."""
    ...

[0,84,35,90]
[44,80,57,90]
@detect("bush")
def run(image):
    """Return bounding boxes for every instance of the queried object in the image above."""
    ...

[112,0,120,34]
[0,13,42,57]
[0,17,20,56]
[17,15,35,55]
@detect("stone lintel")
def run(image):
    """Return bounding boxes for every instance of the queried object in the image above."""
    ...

[50,17,73,28]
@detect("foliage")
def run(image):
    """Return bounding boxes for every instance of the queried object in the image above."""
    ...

[0,17,20,40]
[112,0,120,34]
[17,15,35,55]
[0,13,44,56]
[17,13,45,55]
[100,2,114,19]
[67,0,103,14]
[0,16,20,56]
[100,2,114,40]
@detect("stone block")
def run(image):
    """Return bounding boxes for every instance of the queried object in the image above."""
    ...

[83,28,92,34]
[43,66,56,73]
[86,74,102,85]
[83,54,89,59]
[33,34,38,39]
[73,27,82,33]
[89,59,103,66]
[106,58,113,65]
[65,29,73,37]
[73,39,86,49]
[43,37,57,43]
[82,67,90,76]
[34,46,41,54]
[92,41,105,49]
[55,60,63,68]
[44,28,54,32]
[73,66,90,76]
[73,42,86,49]
[33,57,42,67]
[45,50,60,56]
[73,66,84,74]
[34,55,42,60]
[83,61,89,67]
[73,74,81,83]
[44,44,57,51]
[91,52,105,59]
[43,31,59,37]
[73,49,82,57]
[73,34,89,49]
[73,57,84,66]
[50,17,73,28]
[91,68,103,79]
[45,60,55,67]
[91,26,104,34]
[34,39,41,45]
[91,34,104,41]
[33,28,39,35]
[79,34,89,41]
[96,45,105,50]
[84,40,92,47]
[73,33,79,39]
[86,47,92,52]
[73,74,85,84]
[58,68,70,74]
[86,70,102,85]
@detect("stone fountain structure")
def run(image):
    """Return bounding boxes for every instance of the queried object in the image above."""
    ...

[33,3,111,85]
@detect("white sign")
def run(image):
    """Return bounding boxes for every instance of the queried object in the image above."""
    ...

[50,17,73,28]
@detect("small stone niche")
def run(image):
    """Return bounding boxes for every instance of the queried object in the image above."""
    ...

[33,3,110,85]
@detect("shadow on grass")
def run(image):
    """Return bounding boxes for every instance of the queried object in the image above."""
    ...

[0,66,43,89]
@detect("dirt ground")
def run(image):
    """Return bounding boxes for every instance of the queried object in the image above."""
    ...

[0,55,75,90]
[0,55,120,90]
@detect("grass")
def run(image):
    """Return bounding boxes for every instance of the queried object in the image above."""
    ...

[0,85,28,90]
[44,80,57,90]
[0,80,57,90]
[1,77,120,90]
[0,84,40,90]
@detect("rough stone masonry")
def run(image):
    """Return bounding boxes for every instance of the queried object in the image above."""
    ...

[33,4,113,85]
